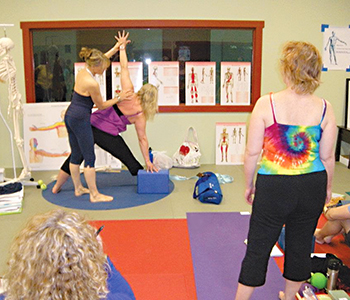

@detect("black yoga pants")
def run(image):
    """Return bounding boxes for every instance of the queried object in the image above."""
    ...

[61,126,143,176]
[238,171,327,286]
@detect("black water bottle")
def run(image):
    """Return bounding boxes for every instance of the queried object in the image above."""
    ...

[326,258,340,291]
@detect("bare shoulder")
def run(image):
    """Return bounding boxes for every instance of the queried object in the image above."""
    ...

[252,94,271,115]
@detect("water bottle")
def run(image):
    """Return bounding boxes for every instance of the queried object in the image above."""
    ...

[149,147,153,163]
[302,286,318,300]
[327,258,340,291]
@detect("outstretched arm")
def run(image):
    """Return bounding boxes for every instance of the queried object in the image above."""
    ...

[133,115,158,172]
[337,37,347,45]
[29,121,65,131]
[115,31,133,92]
[104,37,122,59]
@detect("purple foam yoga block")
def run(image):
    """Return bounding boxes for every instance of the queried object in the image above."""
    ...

[137,169,170,194]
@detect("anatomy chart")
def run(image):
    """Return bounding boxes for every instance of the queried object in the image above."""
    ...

[185,62,216,105]
[112,62,143,97]
[23,103,121,170]
[148,61,179,106]
[220,62,251,106]
[74,62,106,101]
[216,122,246,165]
[322,25,350,71]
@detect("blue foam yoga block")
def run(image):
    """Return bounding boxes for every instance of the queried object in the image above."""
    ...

[137,169,170,194]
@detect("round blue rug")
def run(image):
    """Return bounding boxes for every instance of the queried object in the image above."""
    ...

[42,170,174,210]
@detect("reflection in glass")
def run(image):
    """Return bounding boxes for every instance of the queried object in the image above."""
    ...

[32,28,253,104]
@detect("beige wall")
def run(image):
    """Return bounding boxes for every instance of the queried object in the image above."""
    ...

[1,0,349,168]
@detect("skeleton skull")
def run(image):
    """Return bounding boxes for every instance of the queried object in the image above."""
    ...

[0,37,15,56]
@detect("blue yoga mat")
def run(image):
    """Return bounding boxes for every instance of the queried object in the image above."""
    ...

[42,170,174,210]
[187,212,285,300]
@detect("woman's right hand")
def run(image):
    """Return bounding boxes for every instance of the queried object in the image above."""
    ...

[145,161,159,173]
[244,186,255,205]
[117,89,133,102]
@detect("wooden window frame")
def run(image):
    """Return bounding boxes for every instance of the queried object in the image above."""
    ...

[20,19,264,113]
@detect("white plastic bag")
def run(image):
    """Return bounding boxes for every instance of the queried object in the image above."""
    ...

[153,151,173,170]
[172,127,201,168]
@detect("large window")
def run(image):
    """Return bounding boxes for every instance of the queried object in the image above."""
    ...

[21,20,264,112]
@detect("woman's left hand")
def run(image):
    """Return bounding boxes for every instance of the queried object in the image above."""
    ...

[146,161,158,173]
[115,30,131,48]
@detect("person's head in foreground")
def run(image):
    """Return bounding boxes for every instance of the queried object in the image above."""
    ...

[4,209,108,300]
[280,41,322,94]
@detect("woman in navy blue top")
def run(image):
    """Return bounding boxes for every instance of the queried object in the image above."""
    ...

[65,32,132,203]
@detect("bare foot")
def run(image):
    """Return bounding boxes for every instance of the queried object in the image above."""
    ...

[90,193,113,203]
[75,187,90,197]
[52,183,61,194]
[278,291,285,300]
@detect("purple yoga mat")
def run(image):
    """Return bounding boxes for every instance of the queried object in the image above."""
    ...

[187,212,285,300]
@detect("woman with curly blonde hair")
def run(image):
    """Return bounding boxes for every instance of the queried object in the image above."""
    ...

[234,41,336,300]
[1,209,135,300]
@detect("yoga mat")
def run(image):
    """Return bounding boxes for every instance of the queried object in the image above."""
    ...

[90,219,197,300]
[187,212,285,300]
[42,171,174,210]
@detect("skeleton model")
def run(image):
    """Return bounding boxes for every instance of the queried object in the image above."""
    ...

[0,34,33,183]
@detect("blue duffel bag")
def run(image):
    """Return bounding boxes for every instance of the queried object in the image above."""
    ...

[193,172,223,205]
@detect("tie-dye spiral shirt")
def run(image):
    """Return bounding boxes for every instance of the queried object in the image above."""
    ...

[258,96,326,175]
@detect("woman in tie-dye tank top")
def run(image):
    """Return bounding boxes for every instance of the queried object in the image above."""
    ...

[235,42,337,300]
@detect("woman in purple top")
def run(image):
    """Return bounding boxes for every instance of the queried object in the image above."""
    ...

[52,31,159,195]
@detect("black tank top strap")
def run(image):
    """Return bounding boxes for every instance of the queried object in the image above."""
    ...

[113,104,124,117]
[269,92,277,124]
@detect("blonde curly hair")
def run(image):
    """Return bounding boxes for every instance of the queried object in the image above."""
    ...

[137,83,158,121]
[79,47,110,69]
[280,41,322,94]
[4,209,109,300]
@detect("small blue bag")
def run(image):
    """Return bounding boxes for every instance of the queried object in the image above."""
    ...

[193,172,223,205]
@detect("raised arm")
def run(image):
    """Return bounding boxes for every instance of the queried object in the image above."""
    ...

[115,31,134,92]
[104,42,120,59]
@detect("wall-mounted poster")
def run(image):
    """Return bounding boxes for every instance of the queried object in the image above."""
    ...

[322,25,350,71]
[185,62,216,105]
[111,62,143,97]
[220,62,251,106]
[216,122,246,165]
[74,62,106,101]
[23,102,70,170]
[23,103,121,170]
[148,61,179,106]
